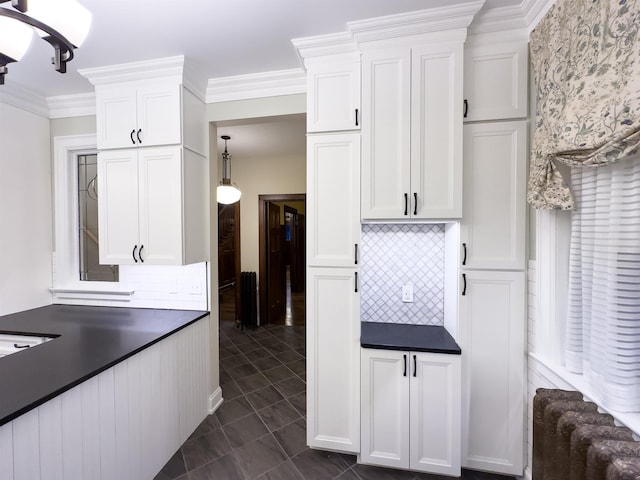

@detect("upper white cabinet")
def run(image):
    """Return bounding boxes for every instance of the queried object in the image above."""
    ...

[361,41,463,221]
[461,121,527,270]
[463,40,528,122]
[307,133,360,267]
[360,348,461,476]
[306,55,361,133]
[96,82,182,150]
[98,146,208,266]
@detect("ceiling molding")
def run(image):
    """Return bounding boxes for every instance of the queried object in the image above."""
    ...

[348,1,485,44]
[468,4,528,34]
[206,69,306,104]
[522,0,556,33]
[78,55,186,86]
[0,83,49,118]
[47,93,96,119]
[291,32,358,65]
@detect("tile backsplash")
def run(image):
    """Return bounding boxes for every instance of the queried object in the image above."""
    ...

[360,224,444,326]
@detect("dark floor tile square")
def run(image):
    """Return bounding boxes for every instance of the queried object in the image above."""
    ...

[204,413,221,430]
[228,362,259,380]
[223,353,252,369]
[274,376,306,398]
[236,372,272,394]
[221,381,243,401]
[288,392,306,415]
[220,345,241,360]
[272,418,307,457]
[219,367,233,385]
[154,449,186,479]
[262,365,296,383]
[335,469,361,480]
[235,434,289,479]
[216,396,254,425]
[252,355,283,371]
[258,399,302,432]
[291,448,351,480]
[181,428,231,471]
[267,342,293,354]
[277,349,303,364]
[187,453,245,480]
[223,412,270,448]
[246,347,275,361]
[245,385,286,411]
[285,358,306,376]
[257,460,304,480]
[188,418,213,440]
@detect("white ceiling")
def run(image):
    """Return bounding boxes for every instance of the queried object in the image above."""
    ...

[2,0,523,98]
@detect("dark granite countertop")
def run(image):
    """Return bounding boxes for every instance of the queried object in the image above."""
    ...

[0,304,208,426]
[361,321,461,354]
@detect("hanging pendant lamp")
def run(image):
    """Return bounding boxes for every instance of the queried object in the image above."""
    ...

[217,135,242,205]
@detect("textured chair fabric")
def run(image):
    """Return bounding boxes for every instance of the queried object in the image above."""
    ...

[570,425,635,480]
[586,440,640,480]
[533,388,583,480]
[555,411,615,480]
[606,456,640,480]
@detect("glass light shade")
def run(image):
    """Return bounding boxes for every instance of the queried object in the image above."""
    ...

[0,14,33,61]
[28,0,92,47]
[217,185,242,205]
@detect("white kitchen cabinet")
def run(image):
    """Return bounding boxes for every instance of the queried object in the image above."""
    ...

[98,146,208,266]
[361,41,463,221]
[458,270,525,476]
[461,121,527,270]
[361,348,461,476]
[306,267,360,453]
[96,82,182,150]
[463,41,528,122]
[306,55,361,133]
[307,133,360,267]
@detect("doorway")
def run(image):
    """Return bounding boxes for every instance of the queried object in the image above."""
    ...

[258,194,306,326]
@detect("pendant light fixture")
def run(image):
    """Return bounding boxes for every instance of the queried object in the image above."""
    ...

[217,135,242,205]
[0,0,92,84]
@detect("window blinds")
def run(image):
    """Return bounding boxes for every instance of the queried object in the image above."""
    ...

[565,153,640,412]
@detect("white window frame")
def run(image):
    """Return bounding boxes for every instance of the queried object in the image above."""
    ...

[51,134,133,301]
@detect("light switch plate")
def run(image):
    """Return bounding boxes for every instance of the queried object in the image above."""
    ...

[402,284,413,303]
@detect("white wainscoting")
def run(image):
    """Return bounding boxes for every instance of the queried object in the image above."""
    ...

[0,315,210,480]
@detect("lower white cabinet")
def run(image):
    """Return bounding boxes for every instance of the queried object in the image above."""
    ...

[458,270,525,475]
[360,348,461,476]
[98,146,208,266]
[307,267,360,452]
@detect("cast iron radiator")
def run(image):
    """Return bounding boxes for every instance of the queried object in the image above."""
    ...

[532,388,639,480]
[240,271,257,329]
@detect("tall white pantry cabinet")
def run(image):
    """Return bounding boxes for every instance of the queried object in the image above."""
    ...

[297,11,529,478]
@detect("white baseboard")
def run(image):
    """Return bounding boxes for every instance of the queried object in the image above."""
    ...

[208,387,223,414]
[524,466,532,480]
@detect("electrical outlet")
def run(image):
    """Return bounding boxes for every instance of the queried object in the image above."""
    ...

[402,284,413,303]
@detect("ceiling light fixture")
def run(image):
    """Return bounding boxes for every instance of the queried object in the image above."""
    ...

[217,135,242,205]
[0,0,92,85]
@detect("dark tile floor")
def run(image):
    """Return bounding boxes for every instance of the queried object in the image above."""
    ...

[155,319,516,480]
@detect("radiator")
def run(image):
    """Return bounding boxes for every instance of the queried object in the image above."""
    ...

[240,271,257,329]
[533,388,639,480]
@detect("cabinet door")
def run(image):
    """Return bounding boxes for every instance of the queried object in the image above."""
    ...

[360,348,409,469]
[410,42,463,219]
[307,58,360,133]
[137,84,182,147]
[361,47,411,220]
[96,86,138,150]
[138,146,184,265]
[98,150,139,265]
[459,270,525,476]
[307,134,360,267]
[307,267,360,453]
[463,42,528,122]
[461,121,527,270]
[410,352,461,476]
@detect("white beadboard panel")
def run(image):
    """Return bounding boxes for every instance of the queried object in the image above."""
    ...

[361,224,445,325]
[0,422,13,479]
[114,362,131,480]
[61,387,83,479]
[13,409,40,480]
[38,396,63,480]
[127,352,144,480]
[81,376,101,480]
[98,370,117,480]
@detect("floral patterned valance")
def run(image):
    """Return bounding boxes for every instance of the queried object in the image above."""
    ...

[528,0,640,210]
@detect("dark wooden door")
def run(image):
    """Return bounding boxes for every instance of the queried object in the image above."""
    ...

[267,202,285,323]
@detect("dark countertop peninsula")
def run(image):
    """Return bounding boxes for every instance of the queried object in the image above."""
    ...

[0,304,208,426]
[361,321,461,354]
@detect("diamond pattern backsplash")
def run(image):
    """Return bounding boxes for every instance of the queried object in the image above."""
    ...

[360,224,445,326]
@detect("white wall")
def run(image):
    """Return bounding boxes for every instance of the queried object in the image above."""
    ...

[0,102,53,315]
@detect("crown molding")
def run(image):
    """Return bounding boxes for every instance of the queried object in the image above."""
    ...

[78,55,186,86]
[348,1,485,44]
[291,31,358,64]
[0,83,49,118]
[469,4,528,34]
[206,69,306,104]
[522,0,556,33]
[47,92,96,119]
